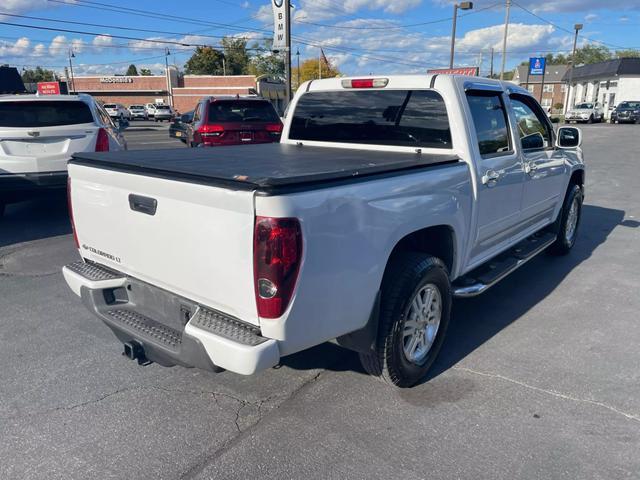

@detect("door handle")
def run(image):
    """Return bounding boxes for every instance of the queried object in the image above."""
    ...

[129,194,157,216]
[482,169,501,186]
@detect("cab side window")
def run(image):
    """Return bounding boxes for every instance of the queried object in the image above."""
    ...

[193,102,202,123]
[466,91,512,157]
[509,95,553,150]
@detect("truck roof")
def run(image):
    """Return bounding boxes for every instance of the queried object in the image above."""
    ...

[71,144,460,194]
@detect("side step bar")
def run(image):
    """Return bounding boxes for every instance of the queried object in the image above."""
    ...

[452,232,556,298]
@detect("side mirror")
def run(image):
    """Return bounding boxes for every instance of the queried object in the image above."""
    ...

[557,126,581,149]
[521,132,545,150]
[117,118,129,132]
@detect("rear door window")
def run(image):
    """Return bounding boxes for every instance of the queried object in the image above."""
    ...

[0,101,94,127]
[289,90,451,148]
[465,91,512,157]
[208,101,280,123]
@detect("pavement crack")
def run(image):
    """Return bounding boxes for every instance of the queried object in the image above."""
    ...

[453,366,640,423]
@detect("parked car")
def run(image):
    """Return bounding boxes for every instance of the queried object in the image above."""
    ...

[169,110,193,142]
[185,96,282,147]
[153,104,174,122]
[565,102,604,123]
[103,103,130,121]
[63,75,584,387]
[128,104,148,120]
[610,101,640,124]
[145,103,157,118]
[0,93,127,217]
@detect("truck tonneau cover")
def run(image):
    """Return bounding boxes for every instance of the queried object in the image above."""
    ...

[71,143,460,192]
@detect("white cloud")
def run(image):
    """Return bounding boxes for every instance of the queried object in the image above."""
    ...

[48,35,68,56]
[584,13,598,22]
[434,0,640,13]
[33,43,47,57]
[92,35,114,51]
[0,0,49,16]
[0,37,30,56]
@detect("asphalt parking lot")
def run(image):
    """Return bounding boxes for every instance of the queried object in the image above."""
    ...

[124,119,187,150]
[1,123,639,479]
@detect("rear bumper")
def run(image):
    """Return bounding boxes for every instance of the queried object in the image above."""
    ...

[62,261,280,375]
[0,171,67,198]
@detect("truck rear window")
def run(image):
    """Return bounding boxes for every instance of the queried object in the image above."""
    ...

[289,90,451,148]
[0,101,94,127]
[208,100,279,123]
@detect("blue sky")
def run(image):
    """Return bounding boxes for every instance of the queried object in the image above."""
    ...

[1,0,639,76]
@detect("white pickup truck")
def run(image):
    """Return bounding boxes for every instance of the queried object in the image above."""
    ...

[63,75,585,387]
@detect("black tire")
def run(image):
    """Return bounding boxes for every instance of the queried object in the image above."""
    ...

[359,253,451,388]
[0,201,5,219]
[587,115,593,124]
[549,184,583,256]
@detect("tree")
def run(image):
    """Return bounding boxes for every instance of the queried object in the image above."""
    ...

[292,58,341,86]
[139,68,152,76]
[184,46,225,75]
[222,37,250,75]
[21,66,56,84]
[125,64,138,76]
[615,49,640,58]
[573,44,611,65]
[247,39,284,77]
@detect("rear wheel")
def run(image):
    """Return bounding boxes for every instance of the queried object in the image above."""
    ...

[359,253,451,388]
[549,184,583,255]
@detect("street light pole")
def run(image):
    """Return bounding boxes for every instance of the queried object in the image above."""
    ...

[68,48,76,93]
[285,0,292,102]
[449,2,473,69]
[165,47,173,107]
[564,23,583,113]
[296,47,300,91]
[499,0,511,80]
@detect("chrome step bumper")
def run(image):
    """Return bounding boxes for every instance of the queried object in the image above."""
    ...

[62,261,279,375]
[452,232,556,298]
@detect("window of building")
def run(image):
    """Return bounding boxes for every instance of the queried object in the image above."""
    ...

[610,81,618,88]
[527,85,535,93]
[465,91,511,157]
[541,98,552,107]
[561,84,567,92]
[543,84,554,93]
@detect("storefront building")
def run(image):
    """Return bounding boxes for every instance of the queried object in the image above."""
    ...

[64,70,288,114]
[564,58,640,115]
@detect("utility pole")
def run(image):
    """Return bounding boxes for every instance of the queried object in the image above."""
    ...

[165,47,173,107]
[564,23,583,113]
[489,47,494,78]
[296,47,300,91]
[449,2,473,69]
[499,0,511,80]
[318,48,322,79]
[285,0,292,102]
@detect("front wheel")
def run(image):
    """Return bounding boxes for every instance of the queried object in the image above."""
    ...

[359,253,451,388]
[0,201,5,219]
[587,115,593,124]
[549,184,583,255]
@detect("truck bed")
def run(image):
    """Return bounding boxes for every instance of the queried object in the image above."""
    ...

[71,143,460,193]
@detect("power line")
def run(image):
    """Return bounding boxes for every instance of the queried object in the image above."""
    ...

[511,1,635,51]
[295,2,502,30]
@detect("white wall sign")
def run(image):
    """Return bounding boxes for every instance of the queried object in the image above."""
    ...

[100,77,134,83]
[272,0,287,52]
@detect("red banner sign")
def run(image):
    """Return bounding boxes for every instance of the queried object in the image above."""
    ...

[427,67,479,76]
[37,81,61,95]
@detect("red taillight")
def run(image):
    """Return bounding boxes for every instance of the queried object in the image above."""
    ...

[253,216,302,319]
[199,124,225,137]
[95,127,109,152]
[341,78,389,89]
[265,123,283,133]
[67,178,80,249]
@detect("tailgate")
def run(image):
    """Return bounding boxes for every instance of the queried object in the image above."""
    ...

[0,124,98,174]
[68,163,259,325]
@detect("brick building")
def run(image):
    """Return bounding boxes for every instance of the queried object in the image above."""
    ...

[64,70,287,114]
[512,64,569,113]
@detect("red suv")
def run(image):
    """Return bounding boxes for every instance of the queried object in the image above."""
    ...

[187,96,283,147]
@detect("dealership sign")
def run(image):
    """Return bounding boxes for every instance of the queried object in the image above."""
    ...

[100,77,134,83]
[529,57,546,75]
[37,81,61,95]
[271,0,287,51]
[427,67,479,76]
